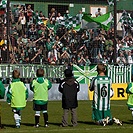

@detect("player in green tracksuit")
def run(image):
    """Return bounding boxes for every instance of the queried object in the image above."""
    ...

[0,80,5,99]
[89,64,114,126]
[6,70,28,128]
[30,68,52,128]
[126,82,133,119]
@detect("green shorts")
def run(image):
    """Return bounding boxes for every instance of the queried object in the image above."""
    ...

[127,104,133,111]
[92,108,112,121]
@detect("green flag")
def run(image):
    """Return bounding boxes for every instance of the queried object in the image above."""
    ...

[119,10,133,26]
[107,0,120,7]
[58,14,81,30]
[0,0,7,9]
[82,12,113,30]
[107,0,114,6]
[73,64,97,84]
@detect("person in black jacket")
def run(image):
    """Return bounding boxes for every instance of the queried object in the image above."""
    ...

[58,69,80,127]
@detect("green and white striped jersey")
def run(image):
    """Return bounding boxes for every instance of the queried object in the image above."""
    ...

[90,76,114,111]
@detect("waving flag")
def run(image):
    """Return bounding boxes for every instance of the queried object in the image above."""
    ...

[0,0,7,9]
[107,0,120,7]
[58,15,80,29]
[81,12,113,30]
[107,0,114,6]
[119,10,133,25]
[73,64,97,84]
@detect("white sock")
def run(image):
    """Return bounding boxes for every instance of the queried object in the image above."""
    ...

[14,113,21,126]
[132,111,133,117]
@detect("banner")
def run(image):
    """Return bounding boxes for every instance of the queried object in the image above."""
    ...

[73,64,132,84]
[0,64,65,79]
[107,65,132,83]
[0,64,131,84]
[73,64,97,84]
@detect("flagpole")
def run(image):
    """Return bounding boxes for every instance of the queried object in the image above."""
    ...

[6,0,10,63]
[113,0,117,64]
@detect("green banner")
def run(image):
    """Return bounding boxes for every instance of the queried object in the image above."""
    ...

[73,64,97,84]
[0,64,65,79]
[0,64,131,84]
[73,64,132,84]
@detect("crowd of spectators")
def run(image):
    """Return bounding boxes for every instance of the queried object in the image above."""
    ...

[0,4,133,66]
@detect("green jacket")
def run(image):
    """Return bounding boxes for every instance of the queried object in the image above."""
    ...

[126,83,133,107]
[0,81,5,99]
[6,79,28,110]
[30,77,52,105]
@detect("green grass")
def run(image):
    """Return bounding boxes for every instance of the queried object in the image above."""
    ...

[0,100,133,133]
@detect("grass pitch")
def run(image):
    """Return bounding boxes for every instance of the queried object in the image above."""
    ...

[0,100,133,133]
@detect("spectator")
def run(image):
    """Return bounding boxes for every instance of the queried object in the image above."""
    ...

[77,54,86,66]
[56,12,63,23]
[127,50,133,64]
[46,37,54,58]
[0,3,132,66]
[48,52,56,65]
[18,12,26,35]
[27,25,37,41]
[116,51,127,66]
[95,8,103,17]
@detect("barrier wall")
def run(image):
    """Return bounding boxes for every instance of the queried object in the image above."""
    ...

[4,84,89,101]
[3,83,128,101]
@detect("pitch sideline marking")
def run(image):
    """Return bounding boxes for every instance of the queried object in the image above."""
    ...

[1,126,132,132]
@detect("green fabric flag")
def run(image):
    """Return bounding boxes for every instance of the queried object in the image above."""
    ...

[107,0,119,7]
[73,64,97,84]
[107,0,114,6]
[58,14,81,30]
[82,12,113,31]
[119,10,133,26]
[0,0,7,9]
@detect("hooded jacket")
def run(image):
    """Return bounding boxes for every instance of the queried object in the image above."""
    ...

[58,77,80,109]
